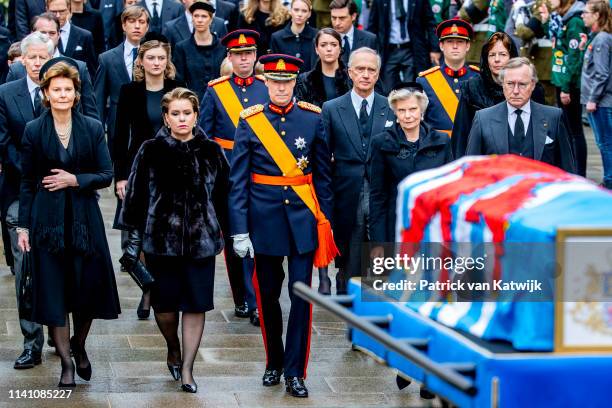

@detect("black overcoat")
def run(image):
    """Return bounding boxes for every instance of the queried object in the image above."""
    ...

[18,110,120,326]
[369,123,453,243]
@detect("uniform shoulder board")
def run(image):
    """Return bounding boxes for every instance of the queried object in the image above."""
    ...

[469,65,480,72]
[297,101,321,114]
[418,66,440,77]
[255,74,265,81]
[208,75,230,87]
[240,104,264,119]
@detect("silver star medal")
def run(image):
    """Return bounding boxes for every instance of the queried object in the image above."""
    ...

[294,137,307,150]
[296,155,309,170]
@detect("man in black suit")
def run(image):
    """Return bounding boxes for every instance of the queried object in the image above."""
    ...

[0,31,52,371]
[15,0,46,40]
[95,5,148,156]
[6,13,99,121]
[322,47,394,294]
[466,57,576,173]
[95,0,124,48]
[47,0,98,75]
[162,0,227,48]
[368,0,440,93]
[330,0,377,67]
[137,0,183,34]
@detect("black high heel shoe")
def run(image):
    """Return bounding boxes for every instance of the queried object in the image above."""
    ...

[167,363,182,381]
[70,337,92,381]
[58,360,76,388]
[137,295,150,320]
[181,381,198,393]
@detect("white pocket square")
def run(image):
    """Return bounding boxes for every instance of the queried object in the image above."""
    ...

[385,120,394,127]
[545,136,554,145]
[75,45,83,51]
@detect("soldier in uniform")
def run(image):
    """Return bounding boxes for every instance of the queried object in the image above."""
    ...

[199,29,269,326]
[417,18,479,136]
[228,54,336,398]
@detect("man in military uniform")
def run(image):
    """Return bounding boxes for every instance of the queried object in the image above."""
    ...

[199,29,268,326]
[417,18,479,136]
[229,54,336,398]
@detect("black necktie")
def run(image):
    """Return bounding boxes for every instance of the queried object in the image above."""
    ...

[359,99,369,139]
[33,87,42,117]
[152,1,160,26]
[395,0,407,39]
[341,35,350,64]
[58,31,65,54]
[514,109,525,140]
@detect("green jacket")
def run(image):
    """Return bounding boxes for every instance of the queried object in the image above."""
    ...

[549,3,588,91]
[488,0,508,34]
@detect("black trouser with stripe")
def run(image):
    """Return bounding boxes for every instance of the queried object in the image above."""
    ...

[223,236,246,307]
[253,252,314,378]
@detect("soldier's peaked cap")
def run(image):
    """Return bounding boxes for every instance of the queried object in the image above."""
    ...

[436,18,473,41]
[221,29,260,52]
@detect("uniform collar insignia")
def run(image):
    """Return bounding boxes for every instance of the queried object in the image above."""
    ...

[443,66,468,77]
[269,100,295,115]
[233,75,255,86]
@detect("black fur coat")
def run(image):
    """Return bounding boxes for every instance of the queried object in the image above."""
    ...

[119,127,229,259]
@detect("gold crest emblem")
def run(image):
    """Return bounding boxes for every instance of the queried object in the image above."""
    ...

[451,24,458,33]
[238,34,247,45]
[276,59,286,70]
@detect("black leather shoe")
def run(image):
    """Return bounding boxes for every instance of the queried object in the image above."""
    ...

[318,268,331,295]
[250,309,260,326]
[234,302,250,318]
[58,360,75,388]
[285,376,308,398]
[137,295,150,320]
[262,368,282,386]
[181,382,198,393]
[14,349,42,369]
[70,337,92,381]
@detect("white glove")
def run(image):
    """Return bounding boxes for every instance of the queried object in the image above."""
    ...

[232,233,254,258]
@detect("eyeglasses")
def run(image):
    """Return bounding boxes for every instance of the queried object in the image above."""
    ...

[49,9,69,16]
[352,66,378,75]
[503,81,531,91]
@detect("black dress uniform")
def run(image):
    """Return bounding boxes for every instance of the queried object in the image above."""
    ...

[416,18,479,136]
[228,54,335,398]
[199,29,268,320]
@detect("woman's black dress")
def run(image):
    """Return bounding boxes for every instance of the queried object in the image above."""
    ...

[18,111,120,327]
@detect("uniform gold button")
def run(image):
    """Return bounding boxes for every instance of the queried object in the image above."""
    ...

[243,98,249,103]
[242,88,246,92]
[281,117,286,122]
[282,173,286,176]
[454,78,458,83]
[283,186,288,191]
[455,89,459,93]
[284,199,290,205]
[281,130,286,136]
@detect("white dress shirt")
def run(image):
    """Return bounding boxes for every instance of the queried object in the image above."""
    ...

[342,26,355,50]
[59,21,71,51]
[26,75,40,107]
[507,101,531,136]
[185,11,194,33]
[389,0,410,44]
[145,0,164,14]
[123,40,139,80]
[350,89,375,118]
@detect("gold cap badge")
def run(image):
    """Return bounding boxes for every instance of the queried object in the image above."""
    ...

[276,59,286,70]
[238,34,247,44]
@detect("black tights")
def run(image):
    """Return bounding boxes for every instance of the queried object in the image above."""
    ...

[48,314,93,384]
[154,311,205,385]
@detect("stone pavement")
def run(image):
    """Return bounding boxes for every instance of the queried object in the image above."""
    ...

[0,127,602,408]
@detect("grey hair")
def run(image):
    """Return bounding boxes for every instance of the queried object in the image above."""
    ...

[388,88,429,114]
[498,57,538,83]
[348,47,382,70]
[21,31,54,56]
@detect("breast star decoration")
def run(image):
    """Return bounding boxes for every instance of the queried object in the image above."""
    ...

[297,155,309,170]
[294,137,306,150]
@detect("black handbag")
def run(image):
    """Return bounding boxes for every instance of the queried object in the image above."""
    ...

[18,251,33,320]
[119,230,154,290]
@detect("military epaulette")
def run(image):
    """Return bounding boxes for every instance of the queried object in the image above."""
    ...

[469,65,480,72]
[418,66,440,77]
[297,101,321,114]
[254,74,265,81]
[208,75,230,87]
[240,104,264,119]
